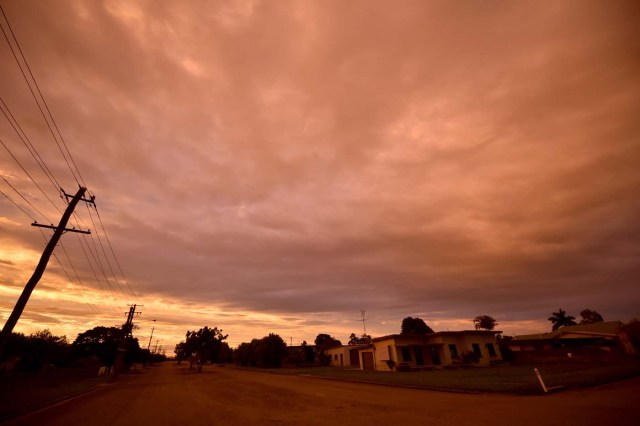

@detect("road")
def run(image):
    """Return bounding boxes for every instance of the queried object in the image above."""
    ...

[5,362,638,426]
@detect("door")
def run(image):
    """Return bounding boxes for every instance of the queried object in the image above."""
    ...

[414,347,424,366]
[430,346,441,365]
[362,352,374,370]
[350,349,360,366]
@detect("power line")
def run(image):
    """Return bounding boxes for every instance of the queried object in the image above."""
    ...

[85,204,127,297]
[74,219,120,302]
[0,96,62,194]
[56,238,101,315]
[0,136,63,215]
[0,4,84,187]
[0,174,49,222]
[72,230,118,313]
[35,225,101,315]
[70,211,122,305]
[0,187,35,221]
[92,204,137,298]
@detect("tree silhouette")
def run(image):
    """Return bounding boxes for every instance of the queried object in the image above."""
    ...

[73,326,141,368]
[548,308,577,331]
[473,315,498,331]
[400,317,434,335]
[180,326,228,372]
[579,309,604,324]
[348,333,372,345]
[233,334,287,368]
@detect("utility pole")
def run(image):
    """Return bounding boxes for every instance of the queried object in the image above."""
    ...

[146,320,156,351]
[0,187,93,357]
[146,319,156,366]
[113,304,141,377]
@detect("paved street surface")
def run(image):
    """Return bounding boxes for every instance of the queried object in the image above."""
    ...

[6,362,639,426]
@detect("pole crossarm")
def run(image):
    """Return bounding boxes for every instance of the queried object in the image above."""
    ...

[31,222,91,234]
[63,189,95,205]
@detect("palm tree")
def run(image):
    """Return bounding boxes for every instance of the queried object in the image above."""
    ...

[548,308,577,331]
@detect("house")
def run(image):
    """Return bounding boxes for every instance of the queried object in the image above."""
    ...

[507,321,624,352]
[356,331,502,371]
[325,344,367,368]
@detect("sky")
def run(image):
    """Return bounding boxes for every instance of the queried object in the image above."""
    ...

[0,0,639,352]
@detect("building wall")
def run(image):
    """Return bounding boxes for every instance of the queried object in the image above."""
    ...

[439,334,501,366]
[325,347,347,367]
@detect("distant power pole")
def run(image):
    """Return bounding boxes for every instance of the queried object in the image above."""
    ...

[0,187,93,357]
[113,304,141,377]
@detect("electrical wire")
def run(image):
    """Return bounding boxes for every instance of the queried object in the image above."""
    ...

[85,203,126,297]
[0,136,63,215]
[57,239,101,315]
[0,96,62,195]
[72,230,119,313]
[92,204,137,297]
[1,174,50,222]
[0,4,84,187]
[0,186,36,221]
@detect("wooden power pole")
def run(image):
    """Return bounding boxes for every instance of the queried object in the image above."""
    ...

[0,186,93,357]
[113,304,141,377]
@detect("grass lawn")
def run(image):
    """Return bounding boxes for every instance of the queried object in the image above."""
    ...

[248,359,640,394]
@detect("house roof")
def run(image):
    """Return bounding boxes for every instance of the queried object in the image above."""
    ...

[371,330,500,343]
[513,321,623,341]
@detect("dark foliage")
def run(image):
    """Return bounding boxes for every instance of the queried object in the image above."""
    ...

[579,309,604,324]
[348,333,372,345]
[2,329,71,371]
[72,326,142,367]
[473,315,498,331]
[548,309,577,331]
[175,326,229,371]
[400,317,434,335]
[233,333,287,368]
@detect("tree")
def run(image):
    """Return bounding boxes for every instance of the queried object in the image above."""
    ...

[313,334,341,365]
[547,308,577,331]
[348,333,372,345]
[400,317,434,335]
[232,334,287,368]
[314,334,341,350]
[579,309,604,324]
[301,340,315,364]
[254,333,287,368]
[3,329,71,371]
[473,315,498,331]
[179,326,228,372]
[73,326,141,368]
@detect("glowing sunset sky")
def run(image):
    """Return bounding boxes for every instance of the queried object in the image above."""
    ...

[1,0,639,352]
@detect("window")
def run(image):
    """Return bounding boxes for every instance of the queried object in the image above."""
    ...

[448,344,459,359]
[486,343,497,357]
[334,354,338,361]
[472,343,482,357]
[387,345,394,361]
[401,347,411,362]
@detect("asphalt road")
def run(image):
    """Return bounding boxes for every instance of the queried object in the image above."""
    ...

[5,362,639,426]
